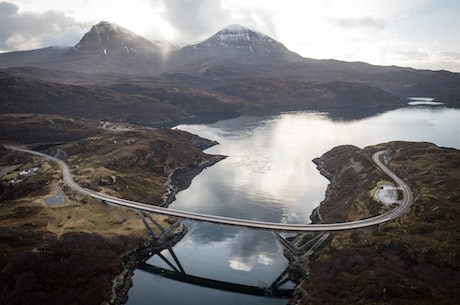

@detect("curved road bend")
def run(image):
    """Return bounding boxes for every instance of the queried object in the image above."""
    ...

[4,145,413,232]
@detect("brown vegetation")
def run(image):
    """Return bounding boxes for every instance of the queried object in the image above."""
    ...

[57,127,222,204]
[292,142,460,305]
[0,113,102,145]
[0,116,222,305]
[211,79,403,109]
[0,72,246,125]
[311,145,389,223]
[0,232,139,305]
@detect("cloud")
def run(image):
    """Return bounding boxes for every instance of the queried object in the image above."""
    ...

[149,0,278,44]
[328,16,385,31]
[0,1,86,51]
[441,51,460,61]
[155,0,232,43]
[380,47,460,72]
[390,49,430,61]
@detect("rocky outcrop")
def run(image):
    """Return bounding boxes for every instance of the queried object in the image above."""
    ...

[68,21,160,56]
[309,206,322,224]
[312,158,333,181]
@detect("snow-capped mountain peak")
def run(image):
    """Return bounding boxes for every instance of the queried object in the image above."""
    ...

[93,21,119,34]
[219,24,259,37]
[173,24,302,63]
[170,24,303,66]
[222,24,249,32]
[69,21,160,56]
[209,24,275,46]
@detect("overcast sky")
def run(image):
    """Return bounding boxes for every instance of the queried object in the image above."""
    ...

[1,0,460,72]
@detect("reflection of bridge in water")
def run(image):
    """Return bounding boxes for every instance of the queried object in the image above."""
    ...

[138,211,331,299]
[5,146,413,298]
[139,248,293,298]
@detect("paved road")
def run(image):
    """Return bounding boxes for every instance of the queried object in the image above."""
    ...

[4,145,413,232]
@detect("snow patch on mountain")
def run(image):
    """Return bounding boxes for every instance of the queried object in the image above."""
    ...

[70,21,160,55]
[223,24,248,32]
[213,24,275,44]
[194,24,280,56]
[93,21,141,41]
[172,23,303,63]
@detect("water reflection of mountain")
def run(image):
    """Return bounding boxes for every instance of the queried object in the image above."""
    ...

[129,107,459,305]
[170,104,453,127]
[319,106,397,121]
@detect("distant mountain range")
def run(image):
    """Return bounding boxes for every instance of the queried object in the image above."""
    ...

[1,21,459,124]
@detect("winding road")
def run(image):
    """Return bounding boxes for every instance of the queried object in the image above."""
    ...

[4,145,413,232]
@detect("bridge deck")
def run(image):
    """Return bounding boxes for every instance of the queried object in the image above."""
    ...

[5,145,413,232]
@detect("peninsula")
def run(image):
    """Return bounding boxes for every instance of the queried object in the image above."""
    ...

[289,141,460,305]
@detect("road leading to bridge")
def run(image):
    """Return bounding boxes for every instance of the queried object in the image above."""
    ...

[4,145,413,232]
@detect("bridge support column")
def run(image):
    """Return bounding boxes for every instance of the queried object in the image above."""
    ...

[156,249,186,273]
[270,268,290,292]
[273,231,330,260]
[166,248,185,273]
[138,211,167,240]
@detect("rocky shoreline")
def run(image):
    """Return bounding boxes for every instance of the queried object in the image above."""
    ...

[162,154,226,207]
[286,142,460,304]
[284,158,331,304]
[107,223,188,305]
[286,146,378,304]
[108,152,226,304]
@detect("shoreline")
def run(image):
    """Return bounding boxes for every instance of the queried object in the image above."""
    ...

[286,142,460,304]
[285,141,458,305]
[285,158,330,303]
[162,154,226,207]
[286,147,376,303]
[110,153,226,304]
[108,223,188,305]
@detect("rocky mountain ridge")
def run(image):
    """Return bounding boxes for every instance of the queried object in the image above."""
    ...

[1,20,460,121]
[67,21,161,56]
[170,24,302,65]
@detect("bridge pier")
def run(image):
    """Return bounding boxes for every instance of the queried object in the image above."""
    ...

[138,211,183,243]
[270,268,290,291]
[273,231,330,261]
[156,248,186,273]
[272,231,330,288]
[144,213,166,234]
[167,248,185,273]
[138,211,158,239]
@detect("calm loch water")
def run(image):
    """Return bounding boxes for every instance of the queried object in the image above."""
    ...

[127,106,460,305]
